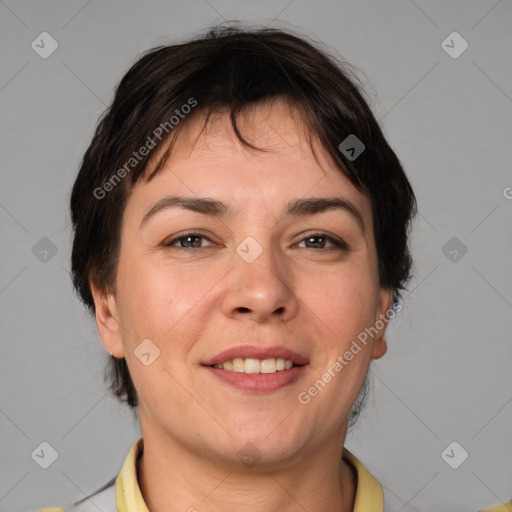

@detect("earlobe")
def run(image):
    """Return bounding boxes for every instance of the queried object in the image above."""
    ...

[372,337,387,360]
[371,288,394,360]
[90,280,125,358]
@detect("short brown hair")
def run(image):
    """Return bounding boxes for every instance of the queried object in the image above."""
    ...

[70,25,416,409]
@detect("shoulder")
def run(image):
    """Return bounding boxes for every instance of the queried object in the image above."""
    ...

[36,438,143,512]
[37,477,116,512]
[343,448,412,512]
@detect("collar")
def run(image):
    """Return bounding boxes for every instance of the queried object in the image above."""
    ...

[116,438,383,512]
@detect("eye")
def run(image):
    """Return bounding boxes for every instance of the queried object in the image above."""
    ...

[296,233,348,250]
[163,232,215,249]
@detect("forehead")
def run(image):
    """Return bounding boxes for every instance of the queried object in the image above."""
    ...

[160,100,324,170]
[130,99,372,224]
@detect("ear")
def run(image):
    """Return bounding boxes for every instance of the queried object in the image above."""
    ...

[371,288,394,360]
[90,280,125,358]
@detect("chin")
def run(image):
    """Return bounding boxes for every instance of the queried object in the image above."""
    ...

[226,429,304,466]
[216,441,302,470]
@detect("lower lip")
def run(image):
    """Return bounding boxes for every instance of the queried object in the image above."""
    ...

[203,365,308,392]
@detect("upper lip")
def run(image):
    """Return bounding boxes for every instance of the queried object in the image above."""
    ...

[202,345,309,366]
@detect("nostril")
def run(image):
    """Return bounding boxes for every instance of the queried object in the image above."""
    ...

[237,307,251,313]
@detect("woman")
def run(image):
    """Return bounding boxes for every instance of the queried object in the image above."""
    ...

[40,25,417,511]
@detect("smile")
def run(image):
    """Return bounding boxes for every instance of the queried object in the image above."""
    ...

[202,345,309,391]
[210,357,299,374]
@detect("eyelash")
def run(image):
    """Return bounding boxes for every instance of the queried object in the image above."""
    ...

[163,232,348,251]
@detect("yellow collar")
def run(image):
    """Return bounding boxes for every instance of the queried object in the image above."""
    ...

[343,447,384,511]
[116,438,383,512]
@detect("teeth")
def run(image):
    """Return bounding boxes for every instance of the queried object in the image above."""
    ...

[212,357,296,374]
[244,358,260,374]
[260,358,276,374]
[232,358,245,372]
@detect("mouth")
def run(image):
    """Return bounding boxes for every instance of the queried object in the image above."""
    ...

[208,357,303,374]
[201,345,309,370]
[201,346,309,392]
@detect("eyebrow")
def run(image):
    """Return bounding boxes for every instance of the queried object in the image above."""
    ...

[140,196,365,233]
[140,197,229,228]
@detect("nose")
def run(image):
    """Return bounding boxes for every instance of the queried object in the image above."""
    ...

[220,242,299,323]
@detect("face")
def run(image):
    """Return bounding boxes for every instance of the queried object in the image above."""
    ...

[92,99,393,468]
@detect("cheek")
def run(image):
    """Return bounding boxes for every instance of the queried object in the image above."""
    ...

[301,266,379,346]
[114,260,206,407]
[115,256,220,350]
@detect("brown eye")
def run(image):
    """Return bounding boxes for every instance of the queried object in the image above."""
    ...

[179,235,203,248]
[164,233,213,249]
[297,234,347,250]
[303,235,328,249]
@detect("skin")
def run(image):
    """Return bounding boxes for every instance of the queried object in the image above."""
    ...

[91,99,393,512]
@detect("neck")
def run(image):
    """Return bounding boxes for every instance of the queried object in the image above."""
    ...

[137,425,356,512]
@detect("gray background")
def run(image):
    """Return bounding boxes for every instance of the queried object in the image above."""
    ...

[1,1,511,511]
